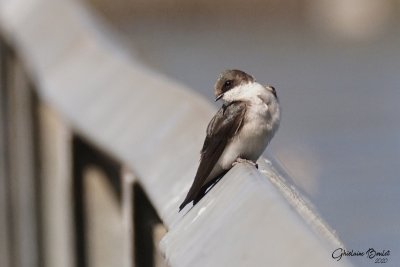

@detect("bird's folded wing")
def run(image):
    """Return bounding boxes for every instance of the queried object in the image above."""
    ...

[179,101,247,210]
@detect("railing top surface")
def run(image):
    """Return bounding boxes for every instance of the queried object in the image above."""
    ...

[0,0,351,266]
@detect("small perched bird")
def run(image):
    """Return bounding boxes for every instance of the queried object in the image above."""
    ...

[179,69,280,211]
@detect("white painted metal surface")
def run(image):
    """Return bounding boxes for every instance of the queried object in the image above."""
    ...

[39,104,74,267]
[162,162,349,267]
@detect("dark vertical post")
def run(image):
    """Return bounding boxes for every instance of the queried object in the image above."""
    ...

[0,36,12,267]
[0,40,42,267]
[72,136,122,267]
[30,88,44,267]
[133,184,166,267]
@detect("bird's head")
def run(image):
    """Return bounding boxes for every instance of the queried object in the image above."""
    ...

[214,69,255,102]
[214,69,278,103]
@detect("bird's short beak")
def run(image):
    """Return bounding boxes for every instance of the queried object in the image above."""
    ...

[215,93,224,101]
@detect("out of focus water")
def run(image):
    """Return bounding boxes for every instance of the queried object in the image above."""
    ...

[109,12,400,266]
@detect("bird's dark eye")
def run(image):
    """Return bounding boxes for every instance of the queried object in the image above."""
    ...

[223,80,233,89]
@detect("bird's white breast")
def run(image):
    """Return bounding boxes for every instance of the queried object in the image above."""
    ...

[206,81,280,183]
[219,100,272,168]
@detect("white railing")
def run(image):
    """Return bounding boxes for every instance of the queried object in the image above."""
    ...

[0,0,352,267]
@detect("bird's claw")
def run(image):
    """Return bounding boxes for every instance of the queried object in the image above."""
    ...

[232,158,258,169]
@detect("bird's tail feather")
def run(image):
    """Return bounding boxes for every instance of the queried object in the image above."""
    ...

[178,171,226,212]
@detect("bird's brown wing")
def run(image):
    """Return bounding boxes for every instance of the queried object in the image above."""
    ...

[179,101,247,211]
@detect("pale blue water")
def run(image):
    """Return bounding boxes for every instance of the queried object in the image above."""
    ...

[115,15,400,266]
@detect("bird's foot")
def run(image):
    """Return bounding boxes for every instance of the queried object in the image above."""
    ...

[232,158,258,169]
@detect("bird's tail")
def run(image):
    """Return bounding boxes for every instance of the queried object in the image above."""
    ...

[178,201,188,212]
[178,173,226,212]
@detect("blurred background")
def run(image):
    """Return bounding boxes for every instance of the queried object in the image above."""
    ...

[85,0,400,265]
[1,0,400,267]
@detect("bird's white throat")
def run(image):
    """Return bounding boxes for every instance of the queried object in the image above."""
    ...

[222,82,268,103]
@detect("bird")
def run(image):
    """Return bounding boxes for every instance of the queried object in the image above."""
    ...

[179,69,280,211]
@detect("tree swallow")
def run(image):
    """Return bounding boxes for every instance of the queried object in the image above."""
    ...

[179,69,280,211]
